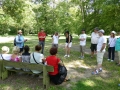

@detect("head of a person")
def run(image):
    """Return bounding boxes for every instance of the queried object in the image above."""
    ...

[98,29,104,36]
[50,47,57,55]
[1,46,9,54]
[65,31,69,37]
[40,28,44,32]
[12,46,20,55]
[35,45,41,52]
[18,30,22,35]
[94,27,99,33]
[81,29,86,34]
[24,45,30,53]
[110,31,116,38]
[55,32,58,36]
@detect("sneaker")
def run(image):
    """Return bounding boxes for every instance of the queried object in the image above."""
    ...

[81,56,84,59]
[107,59,110,61]
[111,60,114,62]
[91,70,99,75]
[99,68,102,72]
[68,55,70,57]
[64,55,67,57]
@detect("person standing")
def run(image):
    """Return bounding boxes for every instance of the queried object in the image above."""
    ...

[79,29,87,59]
[108,31,117,62]
[38,28,46,54]
[115,32,120,66]
[92,29,107,75]
[52,32,60,48]
[90,27,99,57]
[64,31,72,57]
[15,30,27,53]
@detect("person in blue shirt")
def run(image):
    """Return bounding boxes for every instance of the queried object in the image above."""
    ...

[115,32,120,66]
[15,30,27,53]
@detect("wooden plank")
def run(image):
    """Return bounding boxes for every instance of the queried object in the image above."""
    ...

[3,60,44,71]
[0,60,2,78]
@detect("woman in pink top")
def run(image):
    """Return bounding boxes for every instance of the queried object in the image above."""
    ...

[11,46,21,62]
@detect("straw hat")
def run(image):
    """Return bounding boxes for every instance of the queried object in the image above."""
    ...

[1,46,9,54]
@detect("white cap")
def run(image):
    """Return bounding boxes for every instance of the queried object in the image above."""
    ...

[98,29,105,34]
[111,31,116,34]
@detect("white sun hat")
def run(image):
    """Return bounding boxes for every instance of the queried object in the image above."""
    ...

[1,46,10,53]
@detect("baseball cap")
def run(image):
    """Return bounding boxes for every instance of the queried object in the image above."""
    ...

[111,31,116,34]
[94,27,99,31]
[98,29,105,34]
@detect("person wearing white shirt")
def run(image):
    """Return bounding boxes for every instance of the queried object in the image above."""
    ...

[30,45,45,74]
[108,31,117,62]
[92,29,107,75]
[52,32,60,48]
[79,30,87,59]
[90,27,99,57]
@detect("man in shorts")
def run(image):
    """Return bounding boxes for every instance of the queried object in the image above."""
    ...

[92,29,107,75]
[90,27,99,57]
[79,29,87,59]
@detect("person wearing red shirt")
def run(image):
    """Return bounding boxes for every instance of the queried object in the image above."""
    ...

[45,47,69,85]
[38,28,46,54]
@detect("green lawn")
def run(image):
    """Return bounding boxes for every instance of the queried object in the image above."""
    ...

[0,35,119,90]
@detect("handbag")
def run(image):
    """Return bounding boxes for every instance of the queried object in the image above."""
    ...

[58,59,67,75]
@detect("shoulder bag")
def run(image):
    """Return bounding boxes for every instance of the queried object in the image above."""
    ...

[58,59,67,75]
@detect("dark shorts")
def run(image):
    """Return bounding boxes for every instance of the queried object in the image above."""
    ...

[91,44,97,52]
[49,73,67,85]
[20,48,24,53]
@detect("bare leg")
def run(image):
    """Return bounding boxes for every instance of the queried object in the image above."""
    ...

[68,47,70,55]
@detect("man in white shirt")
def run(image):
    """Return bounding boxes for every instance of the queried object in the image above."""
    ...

[79,30,87,59]
[52,32,60,48]
[92,29,107,75]
[90,27,99,57]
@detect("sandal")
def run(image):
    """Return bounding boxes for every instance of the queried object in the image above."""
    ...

[91,70,99,75]
[64,79,70,82]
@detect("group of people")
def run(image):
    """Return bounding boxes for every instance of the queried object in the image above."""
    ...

[1,27,120,85]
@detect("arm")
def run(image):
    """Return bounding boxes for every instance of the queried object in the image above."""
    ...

[16,36,24,43]
[58,61,64,66]
[100,43,106,52]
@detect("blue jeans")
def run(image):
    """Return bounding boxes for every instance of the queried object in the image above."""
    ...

[39,41,45,54]
[108,47,115,60]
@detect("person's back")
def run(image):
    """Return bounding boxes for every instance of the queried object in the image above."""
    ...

[30,45,44,74]
[22,45,30,63]
[46,55,59,75]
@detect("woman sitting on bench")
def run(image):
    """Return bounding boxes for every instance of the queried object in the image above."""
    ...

[10,46,21,69]
[45,47,70,85]
[30,45,44,74]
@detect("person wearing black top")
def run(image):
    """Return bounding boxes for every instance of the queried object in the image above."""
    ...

[64,31,72,57]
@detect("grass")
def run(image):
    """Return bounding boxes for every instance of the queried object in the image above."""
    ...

[0,35,119,90]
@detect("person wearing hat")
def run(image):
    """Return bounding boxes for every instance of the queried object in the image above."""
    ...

[79,29,87,59]
[38,28,46,54]
[92,29,107,75]
[107,31,117,62]
[0,46,12,69]
[90,27,99,58]
[15,30,27,53]
[0,46,12,60]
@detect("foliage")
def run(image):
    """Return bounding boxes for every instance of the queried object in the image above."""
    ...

[0,0,119,35]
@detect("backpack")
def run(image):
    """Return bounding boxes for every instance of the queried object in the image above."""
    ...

[14,35,20,46]
[14,37,16,46]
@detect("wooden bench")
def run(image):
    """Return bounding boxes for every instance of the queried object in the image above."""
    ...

[1,60,54,90]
